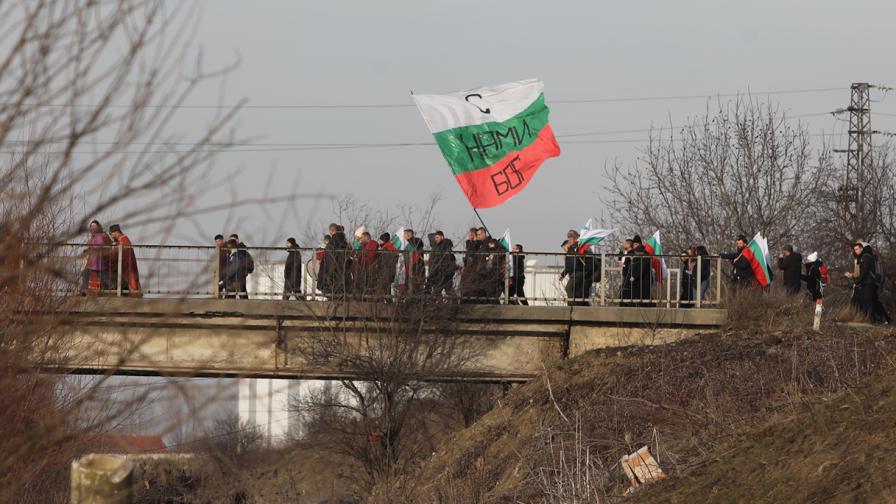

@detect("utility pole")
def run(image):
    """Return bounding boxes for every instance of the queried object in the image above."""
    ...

[834,83,879,242]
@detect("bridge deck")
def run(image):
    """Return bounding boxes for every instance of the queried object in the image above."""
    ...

[48,298,726,382]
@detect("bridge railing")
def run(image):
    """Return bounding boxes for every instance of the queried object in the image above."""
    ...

[46,244,725,307]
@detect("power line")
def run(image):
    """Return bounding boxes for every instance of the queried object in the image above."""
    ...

[0,110,844,154]
[6,86,845,110]
[0,132,843,155]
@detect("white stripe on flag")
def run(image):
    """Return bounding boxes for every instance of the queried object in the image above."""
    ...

[413,78,544,133]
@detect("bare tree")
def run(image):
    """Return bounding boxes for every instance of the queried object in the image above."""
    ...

[436,382,500,428]
[0,2,285,501]
[604,97,830,253]
[292,297,483,489]
[200,413,265,462]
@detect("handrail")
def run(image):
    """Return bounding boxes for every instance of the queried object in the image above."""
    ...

[31,243,726,308]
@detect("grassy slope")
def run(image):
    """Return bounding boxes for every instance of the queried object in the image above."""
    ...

[637,373,896,504]
[369,326,896,503]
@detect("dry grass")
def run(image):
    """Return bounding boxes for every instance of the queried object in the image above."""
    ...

[367,321,896,503]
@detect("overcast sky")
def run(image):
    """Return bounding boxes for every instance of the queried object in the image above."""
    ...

[118,0,896,251]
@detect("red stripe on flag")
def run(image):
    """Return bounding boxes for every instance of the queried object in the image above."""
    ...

[453,124,560,209]
[740,247,770,287]
[642,243,664,282]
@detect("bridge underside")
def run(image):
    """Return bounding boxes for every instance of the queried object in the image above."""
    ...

[47,298,726,382]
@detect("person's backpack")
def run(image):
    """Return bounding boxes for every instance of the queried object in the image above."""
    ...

[246,252,255,275]
[871,256,886,287]
[818,261,831,287]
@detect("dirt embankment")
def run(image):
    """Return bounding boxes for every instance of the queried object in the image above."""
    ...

[368,325,896,503]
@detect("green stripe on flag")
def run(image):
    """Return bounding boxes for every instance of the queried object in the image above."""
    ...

[433,94,550,175]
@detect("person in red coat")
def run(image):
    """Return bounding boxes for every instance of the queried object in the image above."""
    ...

[354,232,379,298]
[109,224,141,297]
[376,233,398,300]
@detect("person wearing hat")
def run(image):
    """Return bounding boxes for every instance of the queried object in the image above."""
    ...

[801,252,824,303]
[108,224,141,297]
[283,237,302,300]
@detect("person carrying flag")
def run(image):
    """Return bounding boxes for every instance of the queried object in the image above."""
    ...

[560,230,594,306]
[720,235,755,288]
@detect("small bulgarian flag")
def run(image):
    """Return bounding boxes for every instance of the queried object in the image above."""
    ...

[498,228,511,251]
[413,79,561,208]
[391,227,408,285]
[498,228,512,278]
[578,218,615,253]
[643,231,669,282]
[390,227,408,251]
[742,232,773,287]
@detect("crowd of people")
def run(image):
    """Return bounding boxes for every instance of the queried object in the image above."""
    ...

[306,224,515,304]
[78,219,892,324]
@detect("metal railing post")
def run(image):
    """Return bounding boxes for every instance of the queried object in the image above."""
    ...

[212,248,220,299]
[696,257,703,308]
[116,243,123,297]
[504,252,510,305]
[674,268,680,308]
[716,256,722,305]
[599,253,606,306]
[694,256,703,308]
[666,266,671,308]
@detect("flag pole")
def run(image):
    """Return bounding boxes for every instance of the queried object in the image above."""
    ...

[472,208,491,237]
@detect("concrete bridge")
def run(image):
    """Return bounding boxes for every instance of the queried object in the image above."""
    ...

[48,298,727,382]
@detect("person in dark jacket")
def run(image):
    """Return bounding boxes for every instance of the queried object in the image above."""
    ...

[560,230,593,306]
[461,228,487,303]
[223,239,250,299]
[801,252,824,303]
[630,244,653,306]
[695,245,712,302]
[509,244,528,305]
[214,234,228,296]
[777,245,802,295]
[282,237,302,300]
[620,239,636,305]
[481,238,507,304]
[228,233,255,294]
[319,224,351,298]
[425,231,456,297]
[403,229,426,294]
[846,242,890,324]
[680,247,697,307]
[720,235,754,288]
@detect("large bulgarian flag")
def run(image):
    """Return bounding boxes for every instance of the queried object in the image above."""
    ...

[742,232,773,287]
[578,218,615,253]
[643,231,669,282]
[413,79,561,208]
